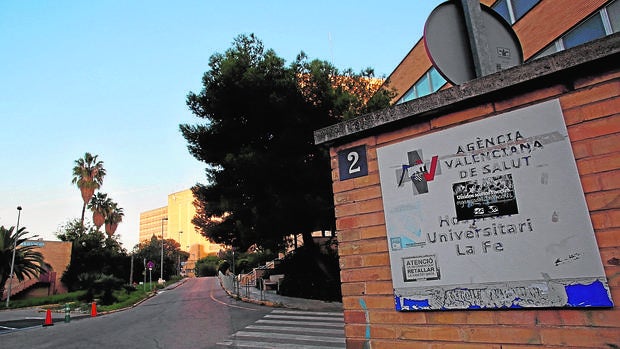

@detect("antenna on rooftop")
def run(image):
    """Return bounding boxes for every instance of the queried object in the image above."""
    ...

[328,32,334,66]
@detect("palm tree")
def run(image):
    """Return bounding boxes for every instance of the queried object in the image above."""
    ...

[0,226,49,301]
[104,202,124,238]
[88,192,112,232]
[72,152,106,231]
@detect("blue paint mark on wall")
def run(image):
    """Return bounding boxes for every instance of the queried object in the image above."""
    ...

[403,298,431,309]
[359,299,371,339]
[395,296,402,311]
[565,280,613,307]
[395,295,431,310]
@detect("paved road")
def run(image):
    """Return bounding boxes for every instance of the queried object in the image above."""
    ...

[0,277,271,349]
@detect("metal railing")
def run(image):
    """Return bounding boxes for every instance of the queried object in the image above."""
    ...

[2,276,39,300]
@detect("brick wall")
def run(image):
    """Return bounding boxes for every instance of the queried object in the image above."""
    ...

[323,37,619,348]
[3,240,72,299]
[39,240,72,294]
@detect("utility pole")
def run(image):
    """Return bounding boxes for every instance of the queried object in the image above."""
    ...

[160,217,168,282]
[461,0,493,77]
[129,253,134,286]
[6,206,22,308]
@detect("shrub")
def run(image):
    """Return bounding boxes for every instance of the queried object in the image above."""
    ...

[77,273,124,305]
[277,242,341,302]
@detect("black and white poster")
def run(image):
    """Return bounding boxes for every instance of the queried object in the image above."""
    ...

[452,174,518,220]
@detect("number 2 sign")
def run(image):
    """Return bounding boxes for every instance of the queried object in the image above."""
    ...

[338,145,368,180]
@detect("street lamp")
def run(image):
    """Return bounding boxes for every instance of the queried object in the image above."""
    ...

[232,248,235,275]
[160,217,168,282]
[178,231,182,276]
[6,206,22,307]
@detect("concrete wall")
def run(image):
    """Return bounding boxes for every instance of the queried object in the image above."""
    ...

[139,206,168,242]
[316,34,619,348]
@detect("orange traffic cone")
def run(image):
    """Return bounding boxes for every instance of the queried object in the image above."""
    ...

[43,309,54,326]
[90,302,97,317]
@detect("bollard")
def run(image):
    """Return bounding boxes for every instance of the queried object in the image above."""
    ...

[90,301,97,317]
[64,304,71,323]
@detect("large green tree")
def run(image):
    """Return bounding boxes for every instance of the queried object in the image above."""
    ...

[0,226,49,301]
[72,152,106,231]
[181,34,392,251]
[56,219,128,291]
[132,236,187,282]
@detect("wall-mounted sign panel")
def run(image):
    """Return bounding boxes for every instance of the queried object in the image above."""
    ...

[377,99,613,311]
[338,145,368,180]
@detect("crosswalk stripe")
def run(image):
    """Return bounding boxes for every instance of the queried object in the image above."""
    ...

[271,310,343,317]
[265,314,343,321]
[256,319,344,327]
[233,330,345,343]
[246,324,344,335]
[218,340,345,348]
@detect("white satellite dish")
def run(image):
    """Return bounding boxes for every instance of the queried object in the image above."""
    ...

[424,1,523,85]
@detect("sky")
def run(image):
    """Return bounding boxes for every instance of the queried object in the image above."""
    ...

[0,1,444,250]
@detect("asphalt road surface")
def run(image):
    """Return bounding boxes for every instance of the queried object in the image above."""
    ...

[0,277,272,349]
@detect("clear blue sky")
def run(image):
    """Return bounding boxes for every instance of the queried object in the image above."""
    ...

[0,1,443,249]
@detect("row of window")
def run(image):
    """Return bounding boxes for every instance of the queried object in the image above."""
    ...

[533,0,619,59]
[397,0,618,105]
[397,66,446,104]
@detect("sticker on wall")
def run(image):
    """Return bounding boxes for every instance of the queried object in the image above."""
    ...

[376,99,613,311]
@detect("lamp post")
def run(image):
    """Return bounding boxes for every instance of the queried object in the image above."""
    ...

[6,206,22,307]
[160,217,167,282]
[178,231,182,276]
[232,248,235,275]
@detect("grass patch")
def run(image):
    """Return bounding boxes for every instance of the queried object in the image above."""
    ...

[1,278,185,312]
[98,287,151,312]
[0,290,87,310]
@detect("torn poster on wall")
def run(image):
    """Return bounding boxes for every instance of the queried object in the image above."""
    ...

[377,99,613,311]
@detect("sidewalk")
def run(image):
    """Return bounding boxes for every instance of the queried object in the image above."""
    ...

[0,306,91,324]
[0,307,50,322]
[218,273,343,312]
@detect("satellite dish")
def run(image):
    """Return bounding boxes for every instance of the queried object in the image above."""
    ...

[424,1,523,85]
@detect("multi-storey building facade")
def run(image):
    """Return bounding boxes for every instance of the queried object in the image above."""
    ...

[386,0,620,104]
[139,189,224,274]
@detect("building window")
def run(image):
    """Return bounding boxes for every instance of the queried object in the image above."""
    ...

[607,0,620,31]
[492,0,540,24]
[563,13,607,49]
[512,0,540,20]
[429,68,445,92]
[397,67,447,104]
[416,73,431,97]
[493,0,512,23]
[532,0,619,60]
